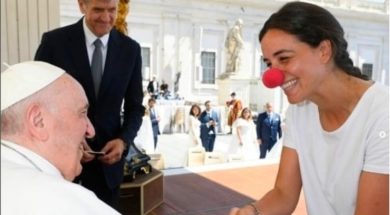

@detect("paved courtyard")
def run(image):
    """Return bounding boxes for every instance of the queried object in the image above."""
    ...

[151,133,283,175]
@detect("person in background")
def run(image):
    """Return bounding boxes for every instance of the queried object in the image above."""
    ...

[35,0,145,208]
[256,102,282,159]
[1,61,119,214]
[230,2,388,215]
[188,104,202,147]
[199,101,220,152]
[148,98,160,149]
[147,76,159,99]
[160,80,169,99]
[132,107,154,154]
[226,92,243,134]
[228,107,259,160]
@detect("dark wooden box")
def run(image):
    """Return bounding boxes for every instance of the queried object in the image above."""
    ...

[119,169,163,215]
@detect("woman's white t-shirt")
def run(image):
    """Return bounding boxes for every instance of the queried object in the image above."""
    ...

[284,83,389,215]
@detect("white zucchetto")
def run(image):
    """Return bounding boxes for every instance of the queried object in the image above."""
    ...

[1,61,65,111]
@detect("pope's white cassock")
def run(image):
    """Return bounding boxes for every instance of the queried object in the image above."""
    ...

[1,140,120,215]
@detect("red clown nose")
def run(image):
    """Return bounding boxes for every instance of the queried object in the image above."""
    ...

[261,68,285,88]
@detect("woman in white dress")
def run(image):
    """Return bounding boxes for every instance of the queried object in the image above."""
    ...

[228,107,259,160]
[184,104,206,167]
[132,108,155,154]
[188,104,202,147]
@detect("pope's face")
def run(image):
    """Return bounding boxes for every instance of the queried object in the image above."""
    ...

[78,0,118,37]
[48,75,95,181]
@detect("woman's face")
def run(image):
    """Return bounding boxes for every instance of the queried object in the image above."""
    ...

[261,29,328,104]
[192,107,200,116]
[242,110,250,119]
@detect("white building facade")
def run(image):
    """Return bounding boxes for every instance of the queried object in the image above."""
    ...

[2,0,388,115]
[60,0,389,114]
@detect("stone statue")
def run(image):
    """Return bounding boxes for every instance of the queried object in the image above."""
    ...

[174,71,181,94]
[225,19,244,74]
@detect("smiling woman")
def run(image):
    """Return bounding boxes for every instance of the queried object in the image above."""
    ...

[230,2,389,215]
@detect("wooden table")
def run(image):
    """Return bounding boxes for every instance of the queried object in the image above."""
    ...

[119,169,164,215]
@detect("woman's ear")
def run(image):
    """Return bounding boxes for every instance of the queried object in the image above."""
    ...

[318,39,332,63]
[26,104,49,141]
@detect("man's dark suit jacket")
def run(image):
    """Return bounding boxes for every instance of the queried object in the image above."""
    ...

[147,80,158,94]
[199,110,219,152]
[35,18,145,189]
[256,112,282,149]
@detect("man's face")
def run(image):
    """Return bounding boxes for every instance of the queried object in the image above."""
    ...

[205,102,212,111]
[149,101,155,108]
[78,0,118,37]
[48,75,95,181]
[266,104,273,113]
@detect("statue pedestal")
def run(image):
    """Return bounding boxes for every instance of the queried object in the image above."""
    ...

[217,73,251,107]
[216,73,256,133]
[217,72,277,112]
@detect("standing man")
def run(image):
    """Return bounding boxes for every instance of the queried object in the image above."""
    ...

[147,76,159,99]
[256,102,282,159]
[35,0,145,208]
[199,101,220,152]
[148,98,160,149]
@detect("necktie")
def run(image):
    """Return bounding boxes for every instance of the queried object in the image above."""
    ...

[91,39,103,97]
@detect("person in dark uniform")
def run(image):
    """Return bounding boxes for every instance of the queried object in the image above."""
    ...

[199,101,220,152]
[256,102,282,158]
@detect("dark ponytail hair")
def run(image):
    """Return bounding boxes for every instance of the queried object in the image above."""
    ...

[259,1,369,80]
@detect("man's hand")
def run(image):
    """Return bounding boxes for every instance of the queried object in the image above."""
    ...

[209,120,216,127]
[99,138,126,165]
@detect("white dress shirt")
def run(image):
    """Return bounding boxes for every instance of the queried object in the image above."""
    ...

[83,18,109,72]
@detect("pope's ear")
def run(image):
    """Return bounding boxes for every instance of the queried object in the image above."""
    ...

[26,104,49,141]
